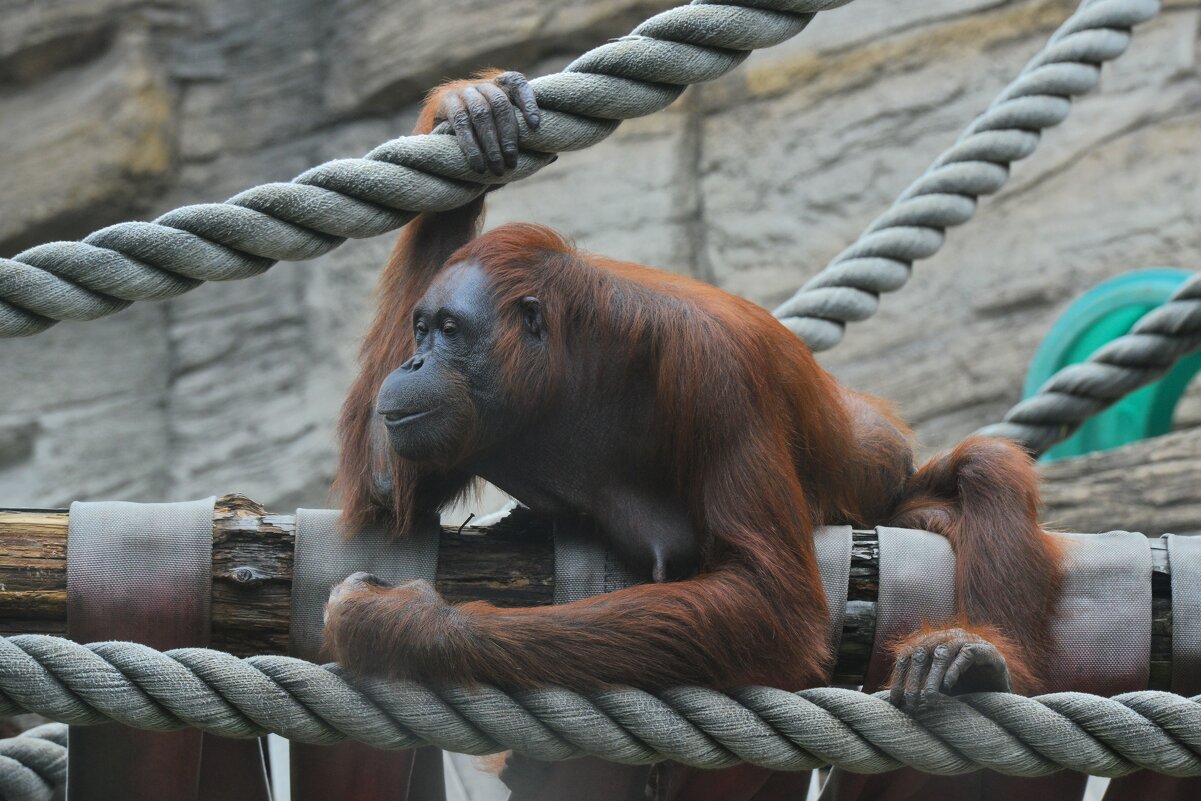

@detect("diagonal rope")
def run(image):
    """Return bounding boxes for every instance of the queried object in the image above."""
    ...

[772,0,1162,350]
[0,0,854,338]
[0,635,1200,777]
[976,270,1201,454]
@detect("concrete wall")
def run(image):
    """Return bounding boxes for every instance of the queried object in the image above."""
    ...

[1,0,1198,533]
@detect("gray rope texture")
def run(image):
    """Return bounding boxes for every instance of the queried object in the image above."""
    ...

[0,0,853,338]
[0,722,66,801]
[977,270,1201,454]
[772,0,1162,350]
[1,635,1200,778]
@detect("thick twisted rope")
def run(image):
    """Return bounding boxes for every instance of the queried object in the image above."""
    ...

[977,271,1201,454]
[0,722,66,801]
[0,0,854,338]
[1,635,1200,778]
[772,0,1162,350]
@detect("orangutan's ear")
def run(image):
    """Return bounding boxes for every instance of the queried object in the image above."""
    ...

[521,296,544,338]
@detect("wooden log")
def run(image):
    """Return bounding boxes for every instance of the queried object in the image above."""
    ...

[0,495,1175,689]
[0,495,554,658]
[1041,427,1201,537]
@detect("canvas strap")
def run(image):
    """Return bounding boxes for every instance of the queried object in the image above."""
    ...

[289,508,443,801]
[66,498,269,801]
[1048,531,1152,695]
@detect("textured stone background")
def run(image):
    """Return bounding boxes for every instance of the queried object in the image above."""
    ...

[1,0,1198,534]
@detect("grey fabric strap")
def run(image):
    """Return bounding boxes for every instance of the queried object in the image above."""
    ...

[537,518,652,798]
[66,498,216,801]
[858,527,1157,697]
[1166,533,1201,696]
[1048,531,1152,695]
[68,499,216,642]
[1101,534,1201,801]
[815,526,853,659]
[862,525,956,688]
[290,509,442,801]
[552,519,637,604]
[874,525,957,636]
[291,508,439,659]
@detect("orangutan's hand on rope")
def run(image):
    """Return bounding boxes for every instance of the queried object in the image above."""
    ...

[889,627,1013,709]
[430,71,542,176]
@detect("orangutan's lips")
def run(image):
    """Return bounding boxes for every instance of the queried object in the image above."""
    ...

[383,409,434,427]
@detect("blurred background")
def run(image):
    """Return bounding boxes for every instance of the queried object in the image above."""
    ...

[1,0,1199,534]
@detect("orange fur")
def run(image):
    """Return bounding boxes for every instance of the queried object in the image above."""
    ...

[414,69,506,135]
[889,437,1064,688]
[331,81,1064,699]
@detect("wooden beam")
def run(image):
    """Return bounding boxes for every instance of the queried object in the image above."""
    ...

[0,495,555,657]
[1041,427,1201,537]
[0,495,1174,689]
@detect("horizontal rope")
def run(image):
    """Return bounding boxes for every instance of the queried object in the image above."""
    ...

[0,0,854,338]
[978,271,1201,453]
[0,635,1199,777]
[773,0,1163,350]
[0,722,66,801]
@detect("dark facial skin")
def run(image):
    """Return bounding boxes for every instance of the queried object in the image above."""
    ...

[377,262,505,465]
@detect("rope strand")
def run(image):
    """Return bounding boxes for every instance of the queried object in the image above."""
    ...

[772,0,1162,349]
[0,635,1198,777]
[0,0,852,337]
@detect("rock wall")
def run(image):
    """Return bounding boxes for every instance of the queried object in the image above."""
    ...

[1,0,1198,533]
